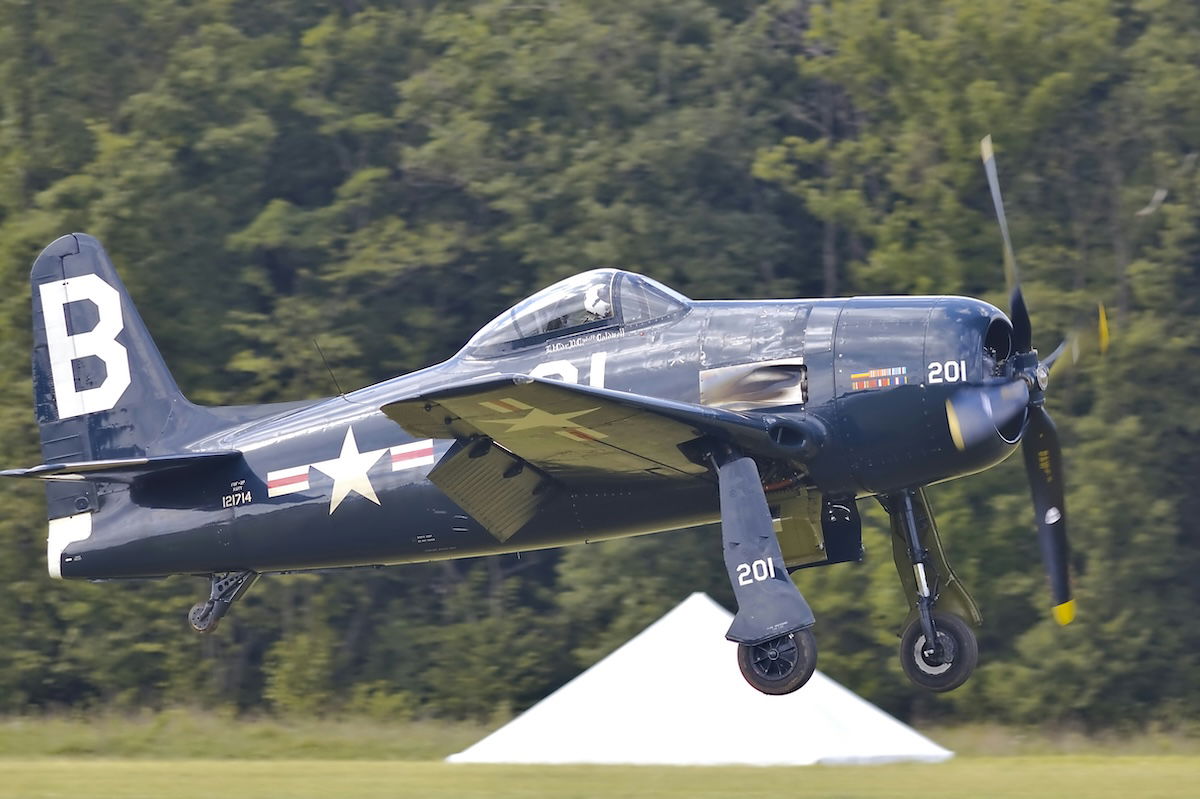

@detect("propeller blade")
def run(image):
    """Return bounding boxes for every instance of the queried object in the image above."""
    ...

[981,135,1033,352]
[1046,301,1111,378]
[980,136,1019,292]
[944,380,1030,451]
[1042,337,1070,374]
[1021,405,1074,625]
[1009,286,1032,354]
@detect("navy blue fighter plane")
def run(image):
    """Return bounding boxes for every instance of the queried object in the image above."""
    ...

[3,138,1102,695]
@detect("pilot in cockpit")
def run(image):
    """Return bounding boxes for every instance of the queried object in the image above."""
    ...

[584,283,613,321]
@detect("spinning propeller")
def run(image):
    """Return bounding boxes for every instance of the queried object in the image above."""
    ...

[944,136,1110,627]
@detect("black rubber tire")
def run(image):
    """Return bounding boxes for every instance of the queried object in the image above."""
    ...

[899,611,978,693]
[737,628,818,696]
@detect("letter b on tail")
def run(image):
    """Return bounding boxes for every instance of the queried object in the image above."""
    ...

[39,273,131,419]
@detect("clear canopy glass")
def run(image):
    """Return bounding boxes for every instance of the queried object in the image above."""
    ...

[464,269,690,357]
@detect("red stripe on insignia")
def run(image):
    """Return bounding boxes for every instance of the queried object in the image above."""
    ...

[268,473,309,489]
[392,445,434,463]
[391,440,435,472]
[495,399,521,412]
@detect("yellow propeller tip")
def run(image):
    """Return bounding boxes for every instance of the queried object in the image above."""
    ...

[945,399,966,451]
[1053,599,1076,626]
[1098,302,1110,354]
[980,135,994,162]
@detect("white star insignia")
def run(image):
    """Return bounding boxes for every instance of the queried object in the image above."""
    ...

[311,427,388,515]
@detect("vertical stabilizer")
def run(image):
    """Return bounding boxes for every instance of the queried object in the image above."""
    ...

[29,233,199,518]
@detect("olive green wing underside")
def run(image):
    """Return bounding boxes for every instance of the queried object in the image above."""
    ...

[380,375,780,484]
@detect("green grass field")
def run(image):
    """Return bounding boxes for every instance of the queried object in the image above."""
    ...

[1,758,1198,799]
[0,712,489,760]
[1,714,1197,798]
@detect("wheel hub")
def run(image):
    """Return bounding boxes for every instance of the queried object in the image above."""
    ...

[750,634,797,680]
[915,632,956,675]
[737,628,818,696]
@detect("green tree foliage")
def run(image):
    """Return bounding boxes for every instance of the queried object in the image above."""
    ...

[0,0,1197,727]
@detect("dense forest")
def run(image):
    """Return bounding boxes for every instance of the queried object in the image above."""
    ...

[1,0,1198,727]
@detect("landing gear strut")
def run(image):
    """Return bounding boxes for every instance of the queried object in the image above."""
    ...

[188,570,259,634]
[883,488,980,692]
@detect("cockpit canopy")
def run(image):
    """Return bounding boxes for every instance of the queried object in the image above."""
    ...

[463,269,690,358]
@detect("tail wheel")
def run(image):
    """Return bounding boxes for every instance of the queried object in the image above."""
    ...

[737,628,817,695]
[188,601,220,634]
[899,611,978,693]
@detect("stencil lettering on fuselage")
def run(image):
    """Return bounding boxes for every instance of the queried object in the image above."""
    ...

[39,274,131,419]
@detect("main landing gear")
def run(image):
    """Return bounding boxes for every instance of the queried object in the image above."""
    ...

[883,488,981,692]
[709,444,818,696]
[188,570,259,634]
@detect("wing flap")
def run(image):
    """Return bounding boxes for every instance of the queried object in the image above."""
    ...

[429,438,555,542]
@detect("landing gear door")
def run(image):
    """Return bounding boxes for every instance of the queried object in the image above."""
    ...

[776,492,864,570]
[776,491,825,568]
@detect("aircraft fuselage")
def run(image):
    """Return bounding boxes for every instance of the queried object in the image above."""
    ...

[59,294,1016,580]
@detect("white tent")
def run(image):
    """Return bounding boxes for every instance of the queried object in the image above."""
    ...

[448,592,952,766]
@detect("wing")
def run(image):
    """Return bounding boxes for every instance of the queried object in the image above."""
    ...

[381,376,822,542]
[381,375,818,486]
[383,376,827,641]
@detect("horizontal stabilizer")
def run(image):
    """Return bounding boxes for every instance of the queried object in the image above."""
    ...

[1,450,241,482]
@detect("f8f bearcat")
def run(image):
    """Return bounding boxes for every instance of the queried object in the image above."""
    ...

[4,138,1093,694]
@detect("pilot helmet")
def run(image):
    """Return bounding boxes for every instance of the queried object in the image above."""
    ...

[584,283,612,318]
